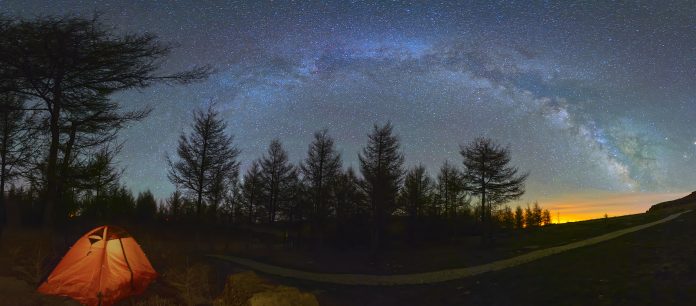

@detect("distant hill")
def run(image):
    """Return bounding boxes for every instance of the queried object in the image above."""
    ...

[647,191,696,212]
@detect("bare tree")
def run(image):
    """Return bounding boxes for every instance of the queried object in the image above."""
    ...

[167,106,240,220]
[460,137,528,243]
[359,122,404,251]
[0,15,210,226]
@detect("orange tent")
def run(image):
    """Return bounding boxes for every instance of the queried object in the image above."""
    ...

[38,225,157,306]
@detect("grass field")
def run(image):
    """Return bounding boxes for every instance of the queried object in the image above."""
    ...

[221,209,674,275]
[239,209,696,306]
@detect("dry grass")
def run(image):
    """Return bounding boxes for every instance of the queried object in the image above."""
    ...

[133,295,178,306]
[214,271,271,306]
[0,228,54,286]
[0,226,320,306]
[163,259,212,306]
[12,245,51,286]
[213,271,319,306]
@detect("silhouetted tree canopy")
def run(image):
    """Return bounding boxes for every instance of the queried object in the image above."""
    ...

[0,93,38,231]
[500,206,515,229]
[542,208,552,226]
[240,161,263,224]
[399,165,432,242]
[135,190,157,223]
[0,15,210,226]
[167,106,240,220]
[300,129,342,238]
[359,122,404,251]
[460,137,528,242]
[333,167,366,224]
[514,205,525,229]
[259,140,296,224]
[434,160,469,218]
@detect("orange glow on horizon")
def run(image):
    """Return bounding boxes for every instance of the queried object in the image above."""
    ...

[531,191,690,223]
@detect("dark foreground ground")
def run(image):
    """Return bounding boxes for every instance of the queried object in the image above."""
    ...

[0,209,693,305]
[224,211,670,275]
[214,209,696,306]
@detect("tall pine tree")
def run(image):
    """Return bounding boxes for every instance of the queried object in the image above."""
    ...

[259,140,296,224]
[359,122,404,251]
[167,106,240,220]
[399,165,432,242]
[514,205,525,229]
[241,161,263,224]
[434,160,469,218]
[333,167,366,228]
[300,129,342,237]
[460,137,527,243]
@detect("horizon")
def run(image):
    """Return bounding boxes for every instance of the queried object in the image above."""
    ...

[3,1,695,222]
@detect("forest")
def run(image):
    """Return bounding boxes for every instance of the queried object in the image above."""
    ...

[0,15,553,252]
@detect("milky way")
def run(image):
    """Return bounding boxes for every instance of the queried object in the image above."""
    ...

[3,1,695,203]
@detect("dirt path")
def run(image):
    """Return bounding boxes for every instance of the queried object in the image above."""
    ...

[209,210,690,286]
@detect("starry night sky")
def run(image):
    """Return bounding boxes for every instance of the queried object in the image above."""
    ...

[3,1,695,219]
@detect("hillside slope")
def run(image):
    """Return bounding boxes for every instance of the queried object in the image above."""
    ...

[313,210,696,306]
[648,191,696,212]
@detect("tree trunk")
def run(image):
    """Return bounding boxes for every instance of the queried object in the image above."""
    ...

[480,153,487,245]
[0,154,6,241]
[0,112,8,235]
[43,98,62,228]
[55,125,77,218]
[196,190,204,220]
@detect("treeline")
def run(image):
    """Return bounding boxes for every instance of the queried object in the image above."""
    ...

[0,15,551,250]
[497,203,552,229]
[158,106,544,248]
